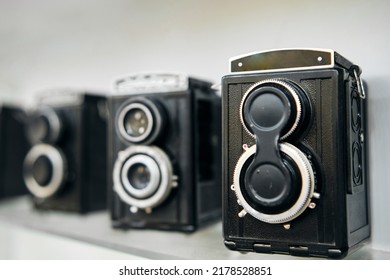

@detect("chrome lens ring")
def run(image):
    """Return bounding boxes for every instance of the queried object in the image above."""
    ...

[120,154,161,199]
[233,143,315,224]
[27,107,62,144]
[23,143,66,199]
[113,145,174,209]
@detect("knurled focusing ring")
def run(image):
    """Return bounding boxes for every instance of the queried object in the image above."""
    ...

[233,143,315,224]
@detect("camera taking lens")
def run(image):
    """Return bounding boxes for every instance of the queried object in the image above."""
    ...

[113,145,176,211]
[23,143,67,199]
[127,163,151,190]
[31,155,54,187]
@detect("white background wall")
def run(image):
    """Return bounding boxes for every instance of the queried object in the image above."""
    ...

[1,0,389,255]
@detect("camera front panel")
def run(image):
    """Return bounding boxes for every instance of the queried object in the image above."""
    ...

[222,69,369,257]
[25,104,83,211]
[109,91,197,231]
[109,76,222,232]
[24,95,107,212]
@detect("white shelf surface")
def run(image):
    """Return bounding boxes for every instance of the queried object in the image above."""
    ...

[0,197,389,260]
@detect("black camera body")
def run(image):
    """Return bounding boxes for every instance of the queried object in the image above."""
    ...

[108,73,221,232]
[0,105,29,199]
[222,49,369,258]
[23,91,108,213]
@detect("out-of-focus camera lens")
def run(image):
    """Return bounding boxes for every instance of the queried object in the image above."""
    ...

[240,79,311,140]
[116,98,165,144]
[32,155,53,187]
[31,115,50,142]
[23,144,67,199]
[127,163,151,190]
[113,145,176,210]
[123,107,150,139]
[121,154,160,198]
[27,108,62,144]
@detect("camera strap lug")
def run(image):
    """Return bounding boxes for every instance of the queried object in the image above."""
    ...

[334,52,366,99]
[353,69,366,99]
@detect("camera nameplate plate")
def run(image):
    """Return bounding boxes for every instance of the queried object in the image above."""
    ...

[230,48,335,74]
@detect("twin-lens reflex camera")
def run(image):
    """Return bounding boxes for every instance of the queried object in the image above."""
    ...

[108,73,222,232]
[222,49,369,258]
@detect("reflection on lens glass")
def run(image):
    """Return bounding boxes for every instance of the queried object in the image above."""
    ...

[123,108,149,137]
[30,115,50,142]
[32,155,53,187]
[127,163,151,190]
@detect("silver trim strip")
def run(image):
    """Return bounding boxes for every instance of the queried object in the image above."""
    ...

[37,89,84,107]
[113,73,189,95]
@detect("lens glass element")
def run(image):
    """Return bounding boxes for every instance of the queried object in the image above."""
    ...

[29,115,50,143]
[127,163,151,190]
[123,108,150,138]
[248,93,286,129]
[32,155,53,187]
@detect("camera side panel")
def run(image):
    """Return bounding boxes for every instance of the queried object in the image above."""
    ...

[346,79,370,246]
[80,95,108,212]
[109,91,197,231]
[191,84,222,227]
[0,107,29,199]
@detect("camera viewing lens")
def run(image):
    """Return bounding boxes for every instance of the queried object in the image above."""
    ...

[116,98,166,144]
[247,164,290,202]
[27,108,62,144]
[241,79,311,140]
[32,155,53,187]
[248,93,287,129]
[30,115,50,143]
[127,163,151,190]
[123,108,150,139]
